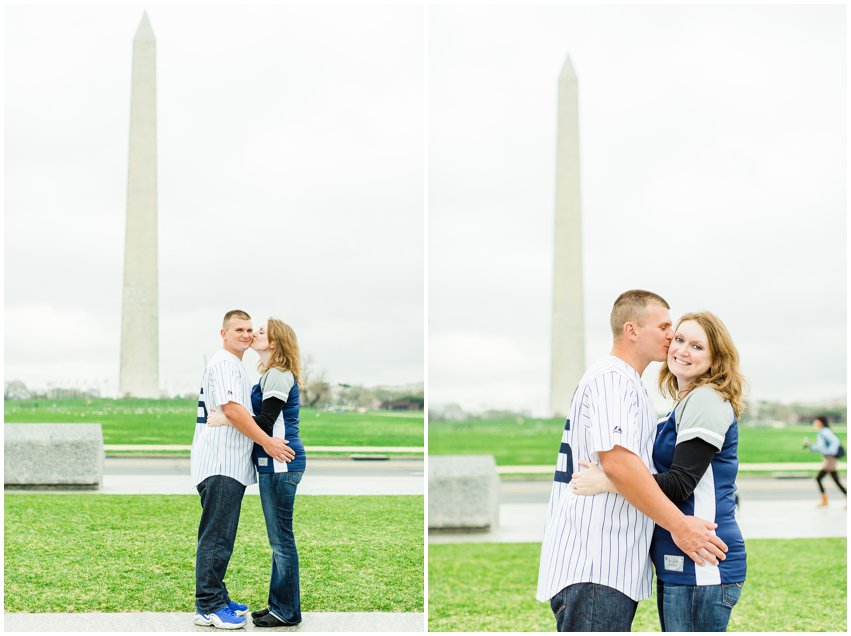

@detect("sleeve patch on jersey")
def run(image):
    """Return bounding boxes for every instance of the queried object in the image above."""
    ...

[664,555,684,572]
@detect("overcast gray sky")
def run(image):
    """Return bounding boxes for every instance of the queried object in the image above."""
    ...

[5,4,847,409]
[5,4,424,395]
[429,4,846,414]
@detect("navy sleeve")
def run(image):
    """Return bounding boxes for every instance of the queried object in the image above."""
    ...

[653,437,717,502]
[254,396,284,435]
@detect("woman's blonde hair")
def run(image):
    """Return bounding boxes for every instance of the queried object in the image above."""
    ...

[658,311,746,418]
[259,318,302,386]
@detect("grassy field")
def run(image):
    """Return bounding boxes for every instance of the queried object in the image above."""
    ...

[5,494,423,613]
[428,538,846,631]
[429,417,846,466]
[4,399,423,448]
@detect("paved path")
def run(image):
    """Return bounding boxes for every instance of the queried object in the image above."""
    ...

[499,462,846,474]
[429,500,847,544]
[499,475,836,502]
[430,476,847,544]
[5,458,424,496]
[3,612,424,632]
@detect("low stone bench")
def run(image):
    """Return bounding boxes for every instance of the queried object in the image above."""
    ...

[5,423,103,489]
[428,455,500,530]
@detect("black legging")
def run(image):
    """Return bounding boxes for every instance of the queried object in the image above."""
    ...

[816,470,847,495]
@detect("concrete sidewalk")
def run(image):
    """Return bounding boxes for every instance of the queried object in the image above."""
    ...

[2,474,423,496]
[429,499,847,544]
[3,612,424,632]
[498,462,846,474]
[4,457,424,496]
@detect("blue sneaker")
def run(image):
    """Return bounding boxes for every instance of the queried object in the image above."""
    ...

[228,601,250,617]
[193,606,247,629]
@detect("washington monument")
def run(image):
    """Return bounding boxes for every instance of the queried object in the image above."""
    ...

[549,54,585,416]
[119,12,159,398]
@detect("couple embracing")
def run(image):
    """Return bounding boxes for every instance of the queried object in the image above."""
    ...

[538,290,747,632]
[190,309,306,629]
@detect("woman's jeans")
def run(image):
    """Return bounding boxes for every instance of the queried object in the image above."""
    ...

[259,471,304,624]
[657,580,744,632]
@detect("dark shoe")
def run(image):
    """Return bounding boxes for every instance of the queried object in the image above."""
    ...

[251,608,270,619]
[253,612,300,628]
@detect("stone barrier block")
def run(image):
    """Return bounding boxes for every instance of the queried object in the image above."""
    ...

[5,423,103,489]
[428,455,500,530]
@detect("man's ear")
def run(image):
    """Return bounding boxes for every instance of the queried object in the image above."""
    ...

[220,329,227,339]
[622,321,638,341]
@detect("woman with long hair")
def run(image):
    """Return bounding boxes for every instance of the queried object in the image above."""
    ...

[571,311,747,632]
[209,317,306,628]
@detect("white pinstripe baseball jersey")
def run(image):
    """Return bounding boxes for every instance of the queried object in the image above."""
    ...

[536,355,658,603]
[190,349,257,487]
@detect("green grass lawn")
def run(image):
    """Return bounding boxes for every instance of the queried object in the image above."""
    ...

[107,449,423,459]
[5,494,423,613]
[428,538,846,631]
[4,399,423,448]
[429,417,846,466]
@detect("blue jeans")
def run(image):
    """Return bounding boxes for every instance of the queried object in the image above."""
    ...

[195,475,246,614]
[657,580,744,632]
[259,471,303,624]
[550,583,638,632]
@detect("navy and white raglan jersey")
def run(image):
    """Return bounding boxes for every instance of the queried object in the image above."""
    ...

[190,349,257,487]
[251,368,306,474]
[650,385,747,585]
[537,355,659,603]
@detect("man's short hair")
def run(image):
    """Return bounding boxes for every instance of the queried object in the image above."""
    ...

[610,290,669,338]
[222,309,251,329]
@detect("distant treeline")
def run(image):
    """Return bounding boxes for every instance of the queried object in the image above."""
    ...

[430,399,847,426]
[4,379,424,412]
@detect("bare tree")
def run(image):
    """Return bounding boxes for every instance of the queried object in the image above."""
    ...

[300,355,332,408]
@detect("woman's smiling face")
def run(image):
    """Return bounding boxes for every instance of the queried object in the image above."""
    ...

[667,319,713,390]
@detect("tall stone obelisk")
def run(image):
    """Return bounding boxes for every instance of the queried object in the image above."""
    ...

[549,55,585,416]
[119,12,159,398]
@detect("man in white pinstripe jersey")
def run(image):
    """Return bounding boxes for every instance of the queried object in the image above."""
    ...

[191,310,295,629]
[536,290,728,632]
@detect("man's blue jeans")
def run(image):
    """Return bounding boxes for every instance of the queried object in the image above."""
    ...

[657,580,744,632]
[550,583,638,632]
[195,475,246,614]
[259,471,303,625]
